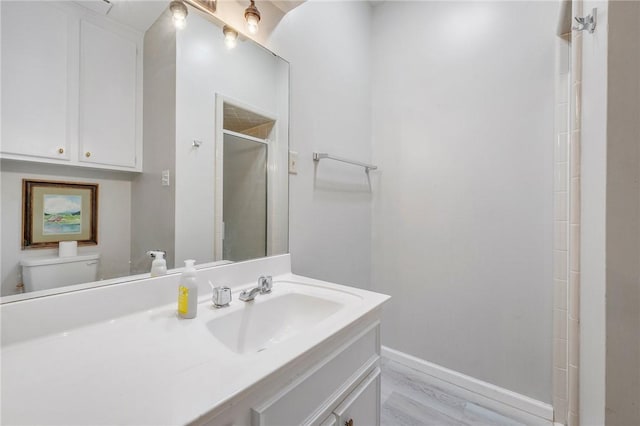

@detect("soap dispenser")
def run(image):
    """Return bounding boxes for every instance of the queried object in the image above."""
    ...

[148,251,167,277]
[177,259,198,319]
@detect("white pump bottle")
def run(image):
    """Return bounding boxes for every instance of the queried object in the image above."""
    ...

[148,251,167,277]
[177,259,198,319]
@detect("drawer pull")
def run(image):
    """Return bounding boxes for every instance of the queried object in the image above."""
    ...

[345,420,353,426]
[58,148,64,154]
[85,152,91,158]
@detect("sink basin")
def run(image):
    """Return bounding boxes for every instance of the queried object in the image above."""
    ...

[206,292,343,354]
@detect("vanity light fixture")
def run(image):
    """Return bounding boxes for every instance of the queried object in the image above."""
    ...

[170,0,188,29]
[244,0,261,35]
[223,25,239,49]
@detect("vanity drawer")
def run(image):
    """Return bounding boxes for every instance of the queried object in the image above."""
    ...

[252,323,380,426]
[319,414,337,426]
[333,367,381,426]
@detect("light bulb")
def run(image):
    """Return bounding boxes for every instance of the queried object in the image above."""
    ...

[244,1,261,35]
[223,26,238,49]
[170,0,188,30]
[225,36,237,49]
[173,15,186,29]
[246,15,259,34]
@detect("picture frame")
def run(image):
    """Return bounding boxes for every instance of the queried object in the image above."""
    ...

[22,179,98,249]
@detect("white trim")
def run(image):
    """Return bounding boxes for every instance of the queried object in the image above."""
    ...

[214,94,224,261]
[222,129,269,145]
[381,346,554,425]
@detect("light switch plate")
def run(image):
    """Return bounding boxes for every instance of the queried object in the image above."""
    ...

[289,151,298,174]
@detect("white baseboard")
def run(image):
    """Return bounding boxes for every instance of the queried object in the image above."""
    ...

[381,346,554,425]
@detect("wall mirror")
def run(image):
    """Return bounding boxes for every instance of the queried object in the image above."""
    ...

[0,0,290,302]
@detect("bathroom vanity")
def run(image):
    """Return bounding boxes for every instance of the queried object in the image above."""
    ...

[0,255,389,425]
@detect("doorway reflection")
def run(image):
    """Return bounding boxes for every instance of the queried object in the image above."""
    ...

[222,132,268,262]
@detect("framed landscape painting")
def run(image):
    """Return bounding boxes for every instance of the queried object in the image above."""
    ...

[22,180,98,249]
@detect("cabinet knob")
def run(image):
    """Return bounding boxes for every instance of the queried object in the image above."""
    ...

[345,420,353,426]
[85,152,91,158]
[58,148,64,154]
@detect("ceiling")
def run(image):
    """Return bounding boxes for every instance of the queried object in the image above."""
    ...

[75,0,168,32]
[75,0,306,34]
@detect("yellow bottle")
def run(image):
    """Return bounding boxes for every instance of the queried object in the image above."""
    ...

[177,259,198,319]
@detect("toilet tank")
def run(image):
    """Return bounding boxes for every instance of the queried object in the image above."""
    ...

[20,253,100,292]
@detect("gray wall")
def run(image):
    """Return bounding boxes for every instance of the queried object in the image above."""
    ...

[268,1,373,290]
[369,1,556,402]
[1,161,132,295]
[605,1,640,423]
[131,10,176,274]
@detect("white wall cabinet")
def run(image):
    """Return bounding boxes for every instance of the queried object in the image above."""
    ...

[1,2,71,162]
[0,2,143,172]
[79,20,139,169]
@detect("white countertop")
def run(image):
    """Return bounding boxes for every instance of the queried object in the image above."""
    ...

[1,273,389,425]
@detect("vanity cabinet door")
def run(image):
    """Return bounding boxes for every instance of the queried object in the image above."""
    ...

[1,2,71,161]
[333,368,381,426]
[78,20,140,170]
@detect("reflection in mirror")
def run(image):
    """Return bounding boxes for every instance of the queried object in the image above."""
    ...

[219,100,283,263]
[0,1,289,301]
[223,132,268,262]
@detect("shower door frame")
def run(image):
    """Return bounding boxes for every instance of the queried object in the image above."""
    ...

[213,94,279,262]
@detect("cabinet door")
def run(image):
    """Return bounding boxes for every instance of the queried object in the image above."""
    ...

[78,20,138,169]
[1,2,70,160]
[333,368,381,426]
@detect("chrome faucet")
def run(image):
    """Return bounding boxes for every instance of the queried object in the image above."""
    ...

[239,275,273,302]
[239,286,262,302]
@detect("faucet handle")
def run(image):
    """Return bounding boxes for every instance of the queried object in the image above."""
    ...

[212,286,232,308]
[258,275,272,294]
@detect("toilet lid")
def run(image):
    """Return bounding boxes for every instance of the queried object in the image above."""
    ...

[20,253,100,267]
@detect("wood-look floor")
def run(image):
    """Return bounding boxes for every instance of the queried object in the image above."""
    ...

[381,358,525,426]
